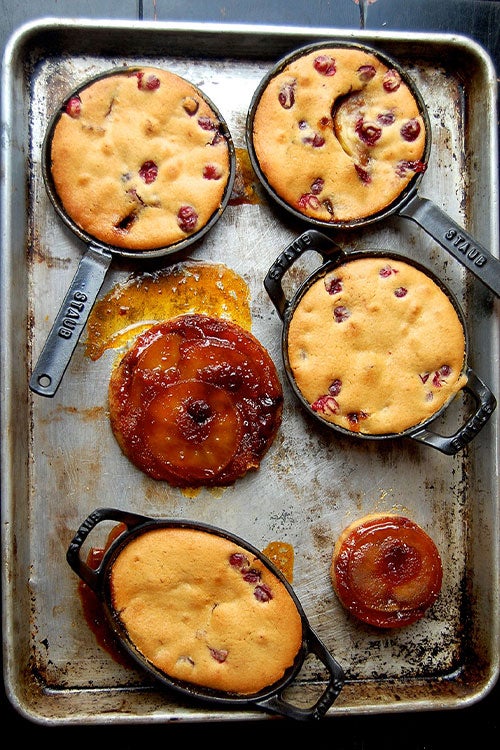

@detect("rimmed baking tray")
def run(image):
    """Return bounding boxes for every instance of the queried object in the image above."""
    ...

[1,18,499,725]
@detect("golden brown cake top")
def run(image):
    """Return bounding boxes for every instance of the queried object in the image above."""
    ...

[287,257,467,435]
[110,526,303,694]
[251,46,426,222]
[50,67,232,250]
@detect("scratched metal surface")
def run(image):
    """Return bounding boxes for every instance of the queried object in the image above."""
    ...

[1,19,499,724]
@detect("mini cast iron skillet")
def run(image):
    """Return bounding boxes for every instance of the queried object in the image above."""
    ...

[66,507,345,721]
[30,67,236,398]
[246,41,500,299]
[264,229,496,456]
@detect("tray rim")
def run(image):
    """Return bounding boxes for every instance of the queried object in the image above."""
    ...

[1,16,499,725]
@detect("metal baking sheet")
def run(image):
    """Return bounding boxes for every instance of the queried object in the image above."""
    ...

[1,18,499,725]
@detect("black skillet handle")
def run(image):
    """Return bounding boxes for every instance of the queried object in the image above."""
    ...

[410,367,497,455]
[264,229,344,318]
[256,626,345,720]
[66,507,150,591]
[399,194,500,298]
[29,244,113,398]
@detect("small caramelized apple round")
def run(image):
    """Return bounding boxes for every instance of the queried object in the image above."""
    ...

[331,513,442,628]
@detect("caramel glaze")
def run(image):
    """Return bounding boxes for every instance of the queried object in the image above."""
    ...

[108,313,283,487]
[331,514,443,628]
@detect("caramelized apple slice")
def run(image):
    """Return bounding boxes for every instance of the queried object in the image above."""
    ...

[143,379,243,480]
[331,514,442,628]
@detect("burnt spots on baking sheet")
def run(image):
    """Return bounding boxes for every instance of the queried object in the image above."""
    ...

[209,646,228,663]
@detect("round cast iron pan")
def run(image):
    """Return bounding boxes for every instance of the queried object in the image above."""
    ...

[264,229,496,455]
[66,507,345,721]
[246,40,500,299]
[30,67,236,398]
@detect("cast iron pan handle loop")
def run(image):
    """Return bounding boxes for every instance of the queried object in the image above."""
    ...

[256,626,345,720]
[264,229,344,318]
[66,507,149,591]
[29,244,113,398]
[410,366,497,455]
[398,194,500,298]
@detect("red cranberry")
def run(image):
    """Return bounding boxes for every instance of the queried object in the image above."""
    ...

[396,159,427,178]
[432,365,452,387]
[177,205,198,232]
[242,568,261,583]
[311,395,339,415]
[278,81,296,109]
[229,552,250,569]
[136,71,161,90]
[254,584,273,602]
[139,160,158,184]
[198,116,217,131]
[355,118,382,146]
[383,69,401,92]
[310,177,324,194]
[379,264,397,277]
[203,164,222,180]
[394,287,408,297]
[65,96,81,118]
[302,133,325,147]
[324,276,342,294]
[329,379,342,396]
[297,193,320,210]
[354,164,371,184]
[313,55,336,76]
[419,372,430,384]
[357,64,376,82]
[401,119,421,142]
[377,111,395,126]
[334,306,350,322]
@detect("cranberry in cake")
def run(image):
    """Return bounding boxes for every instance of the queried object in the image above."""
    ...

[250,46,427,223]
[109,526,303,694]
[108,314,283,487]
[49,67,233,250]
[287,256,467,435]
[331,514,443,628]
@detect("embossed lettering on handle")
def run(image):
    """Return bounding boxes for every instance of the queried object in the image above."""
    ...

[30,245,113,397]
[264,229,343,318]
[399,194,500,297]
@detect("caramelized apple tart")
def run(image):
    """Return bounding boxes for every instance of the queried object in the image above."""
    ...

[331,513,443,628]
[108,314,283,487]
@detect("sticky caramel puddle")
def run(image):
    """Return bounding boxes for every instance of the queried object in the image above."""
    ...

[85,261,252,361]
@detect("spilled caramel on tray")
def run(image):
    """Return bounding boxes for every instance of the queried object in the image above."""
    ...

[78,523,133,668]
[85,261,252,361]
[262,541,295,583]
[229,147,262,206]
